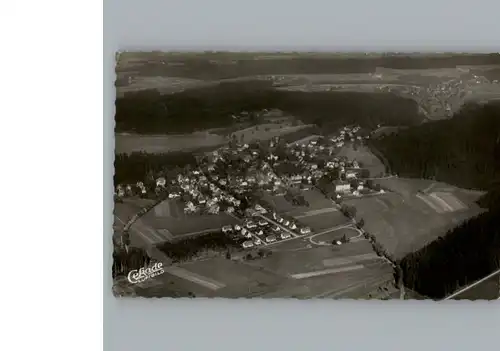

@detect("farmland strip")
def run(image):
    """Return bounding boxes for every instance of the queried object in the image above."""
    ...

[291,265,365,280]
[416,193,444,213]
[429,192,454,212]
[164,266,226,290]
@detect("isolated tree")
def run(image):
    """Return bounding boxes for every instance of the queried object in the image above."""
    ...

[340,204,348,215]
[341,205,357,219]
[349,179,360,189]
[123,233,131,248]
[357,218,365,228]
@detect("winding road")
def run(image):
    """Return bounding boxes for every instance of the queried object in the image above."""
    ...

[308,226,363,246]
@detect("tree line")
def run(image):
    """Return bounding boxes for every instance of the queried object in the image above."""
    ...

[114,151,200,186]
[371,101,500,299]
[112,246,152,279]
[156,231,246,263]
[115,81,423,135]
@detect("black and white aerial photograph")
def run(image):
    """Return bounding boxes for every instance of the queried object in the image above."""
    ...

[112,51,500,300]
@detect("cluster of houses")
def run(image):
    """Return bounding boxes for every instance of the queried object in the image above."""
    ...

[220,203,312,249]
[174,172,238,215]
[115,123,383,222]
[222,218,290,249]
[377,72,496,118]
[208,144,290,197]
[115,183,146,198]
[329,125,365,147]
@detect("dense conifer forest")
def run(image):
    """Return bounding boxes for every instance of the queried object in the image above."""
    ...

[371,102,500,298]
[371,102,500,190]
[114,151,200,185]
[115,82,422,134]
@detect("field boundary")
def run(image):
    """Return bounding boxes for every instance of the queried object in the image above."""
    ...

[291,265,365,280]
[165,266,226,290]
[366,142,392,175]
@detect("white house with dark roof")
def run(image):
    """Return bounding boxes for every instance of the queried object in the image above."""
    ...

[335,182,351,193]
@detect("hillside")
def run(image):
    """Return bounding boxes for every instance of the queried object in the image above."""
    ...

[115,81,422,134]
[370,101,500,190]
[399,191,500,299]
[371,102,500,299]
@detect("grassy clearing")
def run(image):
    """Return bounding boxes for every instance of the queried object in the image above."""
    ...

[346,185,483,259]
[115,132,227,154]
[336,144,386,177]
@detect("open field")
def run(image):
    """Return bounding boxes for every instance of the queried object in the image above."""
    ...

[247,241,395,299]
[298,212,349,232]
[293,207,338,219]
[263,189,338,216]
[115,122,316,154]
[376,177,485,202]
[262,189,348,231]
[261,193,296,213]
[116,76,215,97]
[248,241,380,276]
[345,179,485,258]
[302,189,336,208]
[115,132,227,154]
[129,199,240,244]
[283,189,338,215]
[336,144,386,177]
[120,219,398,298]
[231,123,313,144]
[416,191,468,214]
[179,258,289,294]
[113,198,157,231]
[151,238,396,298]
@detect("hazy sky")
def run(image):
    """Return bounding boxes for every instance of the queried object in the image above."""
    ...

[105,0,499,52]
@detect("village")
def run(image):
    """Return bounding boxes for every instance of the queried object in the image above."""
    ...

[114,123,390,250]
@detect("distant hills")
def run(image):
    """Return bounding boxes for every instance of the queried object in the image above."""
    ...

[116,52,500,80]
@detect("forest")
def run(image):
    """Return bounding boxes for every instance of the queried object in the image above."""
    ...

[156,231,245,263]
[114,151,200,185]
[112,246,152,279]
[115,81,422,134]
[399,195,500,299]
[370,101,500,190]
[371,101,500,299]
